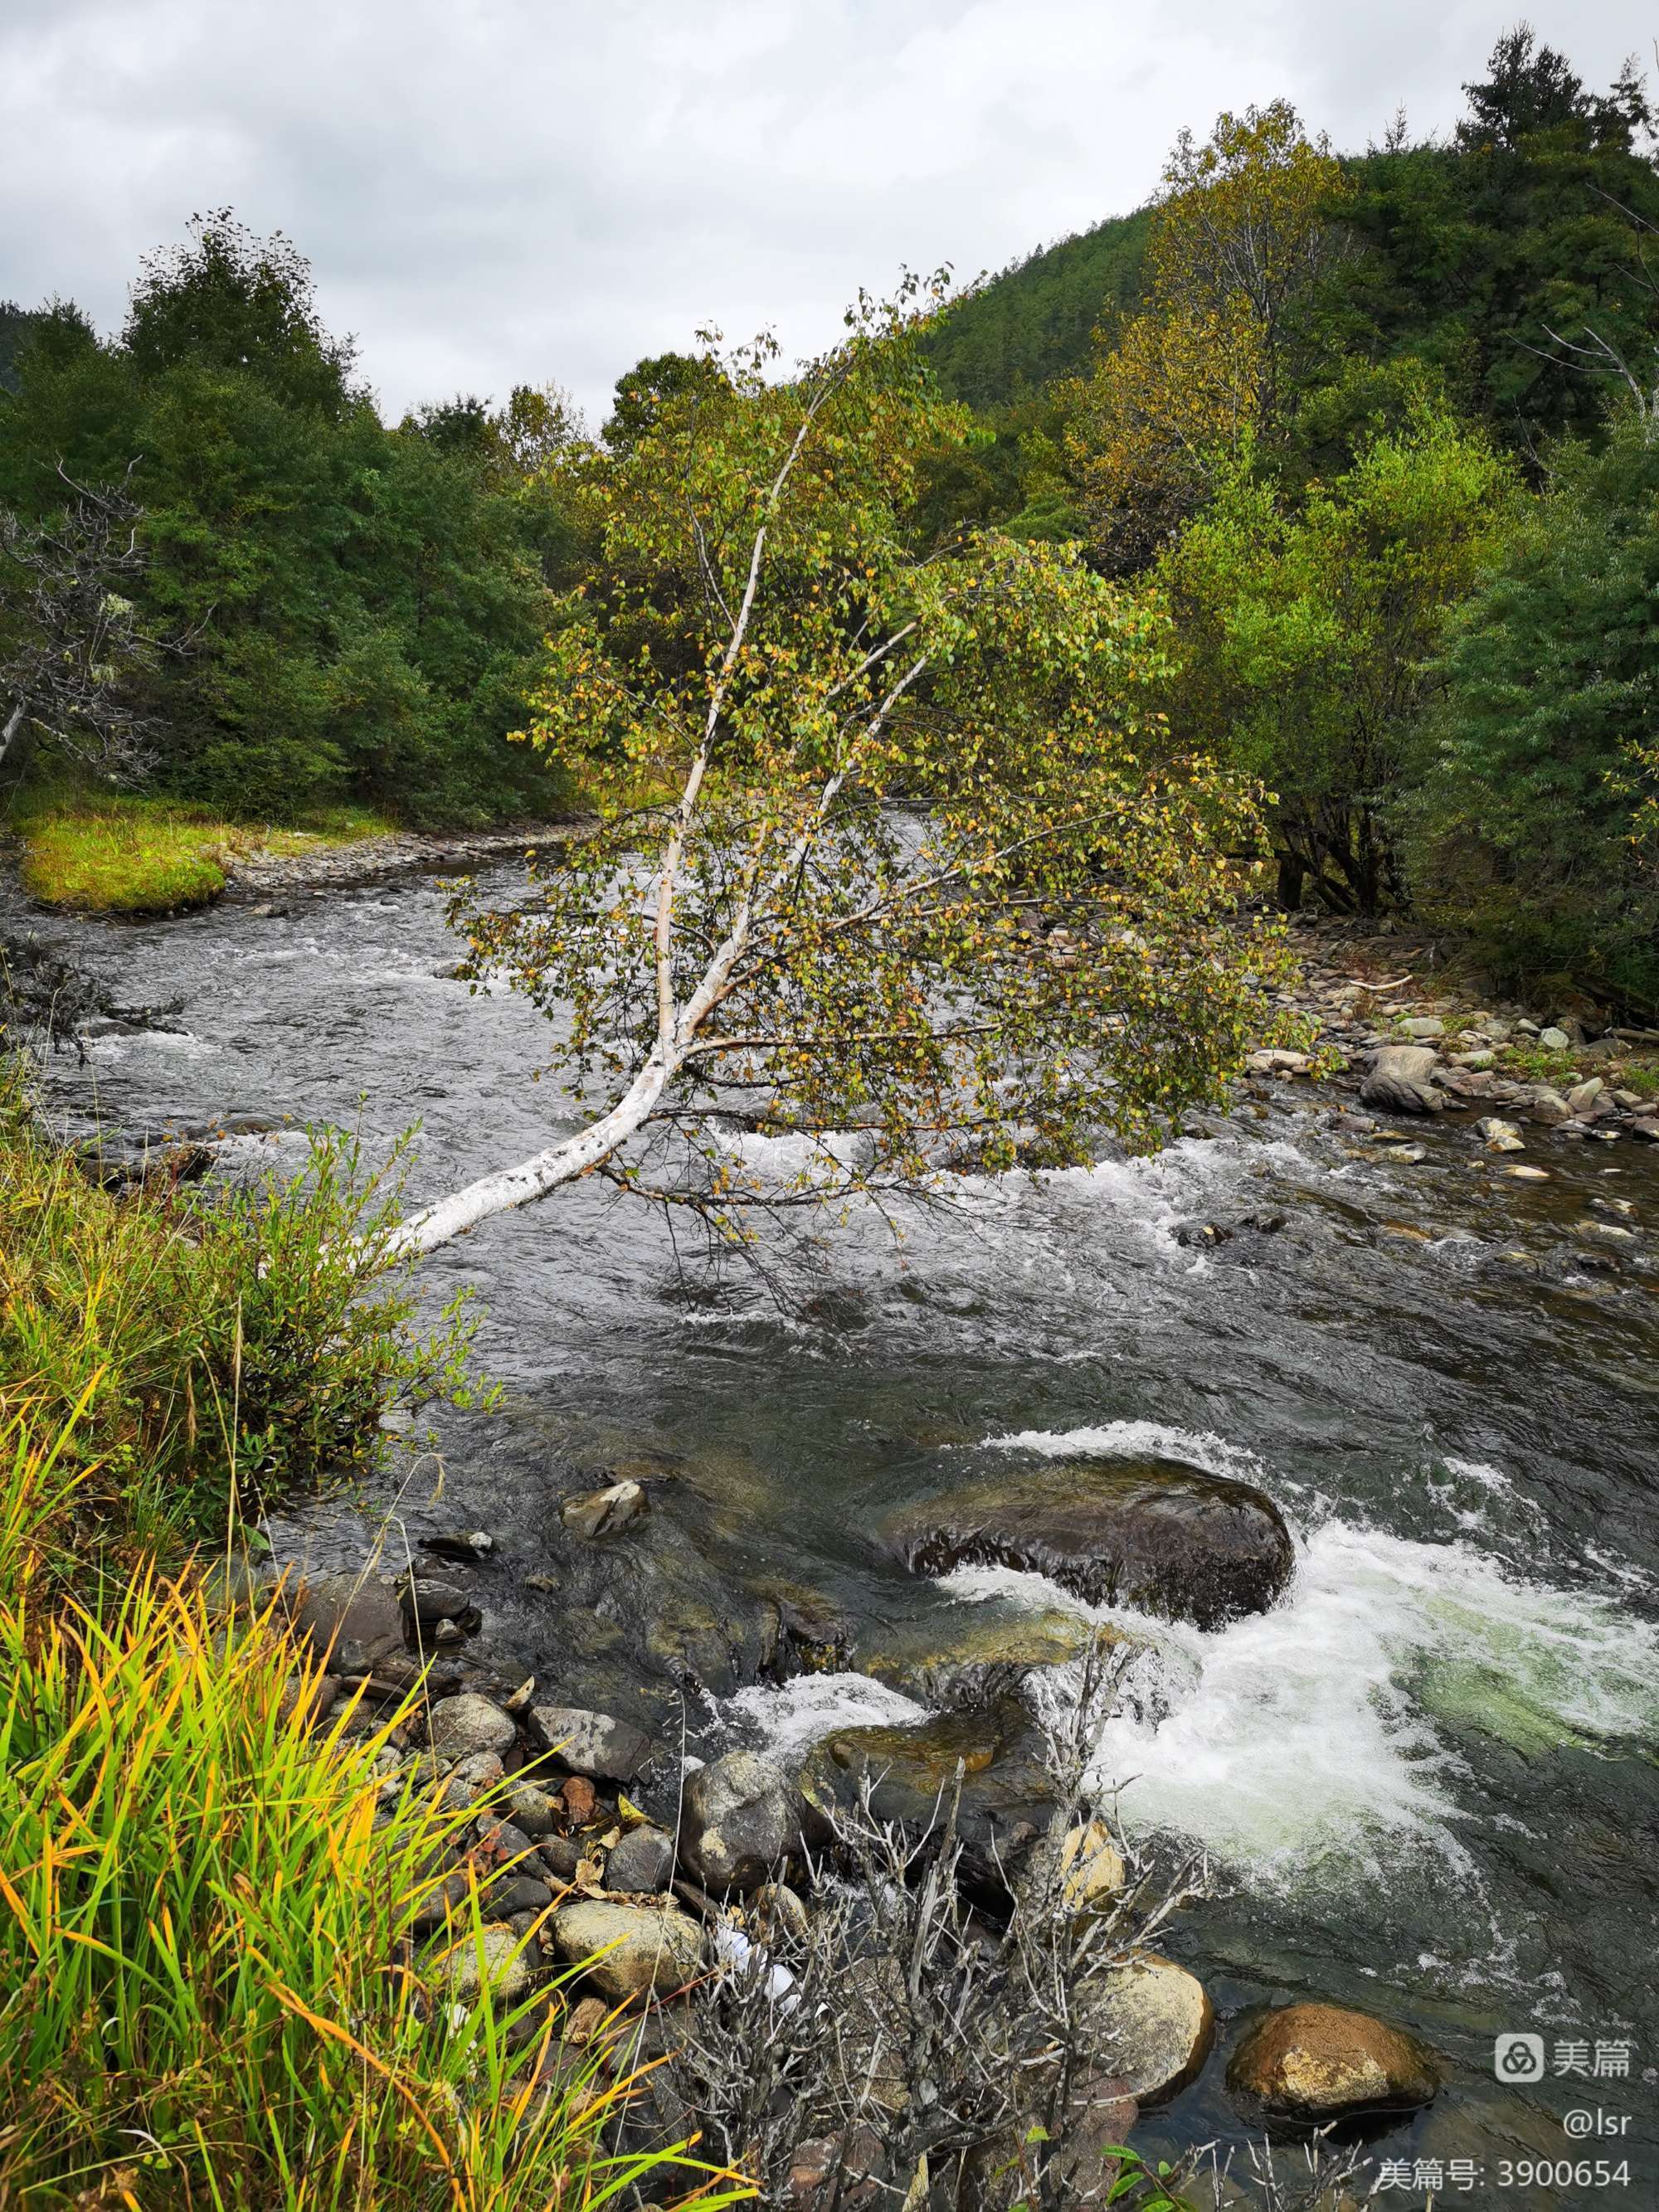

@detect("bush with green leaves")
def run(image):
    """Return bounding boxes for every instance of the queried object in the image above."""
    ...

[0,1057,490,1570]
[1408,401,1659,1001]
[1155,400,1515,912]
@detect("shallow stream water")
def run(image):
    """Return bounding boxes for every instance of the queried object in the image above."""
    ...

[15,863,1659,2207]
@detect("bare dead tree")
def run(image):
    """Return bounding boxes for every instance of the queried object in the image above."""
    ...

[654,1640,1215,2211]
[0,464,160,782]
[1520,185,1659,432]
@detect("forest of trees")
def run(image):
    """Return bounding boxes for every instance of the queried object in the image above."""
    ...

[0,219,582,824]
[2,27,1658,998]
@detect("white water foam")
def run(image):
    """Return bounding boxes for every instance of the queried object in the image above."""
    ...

[934,1461,1659,1887]
[1423,1455,1547,1540]
[722,1670,932,1762]
[987,1417,1263,1485]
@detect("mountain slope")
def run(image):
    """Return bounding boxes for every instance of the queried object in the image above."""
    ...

[921,208,1151,410]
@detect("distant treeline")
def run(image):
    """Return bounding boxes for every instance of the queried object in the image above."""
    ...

[0,217,586,824]
[3,28,1658,997]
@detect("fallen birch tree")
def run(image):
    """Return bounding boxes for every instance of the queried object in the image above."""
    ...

[389,282,1293,1262]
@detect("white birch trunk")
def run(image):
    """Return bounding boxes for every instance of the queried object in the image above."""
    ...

[0,698,26,775]
[381,1049,677,1258]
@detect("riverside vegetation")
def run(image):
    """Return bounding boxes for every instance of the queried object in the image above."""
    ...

[2,19,1659,2212]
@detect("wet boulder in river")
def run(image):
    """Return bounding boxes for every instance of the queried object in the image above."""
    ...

[562,1479,647,1539]
[399,1573,482,1640]
[1359,1045,1443,1115]
[680,1749,821,1894]
[1226,2001,1440,2132]
[854,1602,1117,1709]
[882,1458,1295,1630]
[288,1571,406,1677]
[801,1702,1058,1903]
[526,1704,655,1784]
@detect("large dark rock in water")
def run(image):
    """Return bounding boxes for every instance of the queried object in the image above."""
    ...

[883,1457,1295,1630]
[680,1750,825,1895]
[799,1701,1058,1902]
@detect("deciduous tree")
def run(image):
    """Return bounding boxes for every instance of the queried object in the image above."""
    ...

[391,287,1292,1258]
[1068,104,1349,567]
[1155,400,1513,913]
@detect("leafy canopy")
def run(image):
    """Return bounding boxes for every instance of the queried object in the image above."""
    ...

[1156,397,1515,911]
[432,284,1291,1254]
[1067,103,1349,566]
[1410,401,1659,999]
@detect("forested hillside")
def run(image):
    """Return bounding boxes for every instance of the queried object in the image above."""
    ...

[918,208,1151,406]
[2,27,1657,998]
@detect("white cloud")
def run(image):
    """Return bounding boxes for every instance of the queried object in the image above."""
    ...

[2,0,1652,419]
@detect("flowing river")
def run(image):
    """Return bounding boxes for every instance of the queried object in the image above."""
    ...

[16,860,1659,2205]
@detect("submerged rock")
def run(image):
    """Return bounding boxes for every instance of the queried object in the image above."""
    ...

[1226,2001,1440,2131]
[799,1702,1057,1897]
[420,1529,495,1563]
[883,1458,1295,1630]
[854,1604,1117,1708]
[562,1479,647,1539]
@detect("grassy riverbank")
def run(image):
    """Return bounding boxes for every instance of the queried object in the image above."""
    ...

[7,786,394,913]
[0,1061,722,2208]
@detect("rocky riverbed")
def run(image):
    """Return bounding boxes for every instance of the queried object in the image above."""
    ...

[228,816,586,903]
[9,864,1659,2205]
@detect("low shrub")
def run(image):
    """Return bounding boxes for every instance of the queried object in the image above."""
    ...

[0,1056,489,1578]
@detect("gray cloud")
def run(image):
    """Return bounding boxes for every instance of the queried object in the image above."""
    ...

[2,0,1652,421]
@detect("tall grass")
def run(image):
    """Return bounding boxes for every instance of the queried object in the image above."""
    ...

[8,786,393,914]
[0,1416,737,2209]
[0,1058,489,1575]
[0,1051,742,2207]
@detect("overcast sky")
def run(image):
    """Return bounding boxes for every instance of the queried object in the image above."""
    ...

[2,0,1653,424]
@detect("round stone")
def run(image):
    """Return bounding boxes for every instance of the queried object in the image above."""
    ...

[1227,2001,1440,2129]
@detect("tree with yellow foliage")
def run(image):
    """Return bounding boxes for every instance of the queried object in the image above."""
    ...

[384,284,1292,1259]
[1068,103,1348,568]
